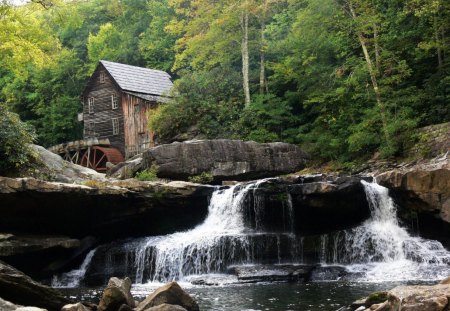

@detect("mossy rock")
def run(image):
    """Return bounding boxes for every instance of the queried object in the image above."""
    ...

[365,291,388,306]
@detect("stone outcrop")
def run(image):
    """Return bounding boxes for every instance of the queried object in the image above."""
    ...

[376,156,450,246]
[342,278,450,311]
[0,260,69,311]
[377,157,450,223]
[0,234,79,257]
[0,177,214,239]
[98,277,135,311]
[136,282,199,311]
[111,139,308,181]
[30,145,105,183]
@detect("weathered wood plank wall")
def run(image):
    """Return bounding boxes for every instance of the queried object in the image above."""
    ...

[83,67,125,154]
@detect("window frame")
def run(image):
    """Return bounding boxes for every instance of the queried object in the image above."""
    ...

[100,72,106,83]
[88,97,95,114]
[111,93,119,110]
[112,117,120,135]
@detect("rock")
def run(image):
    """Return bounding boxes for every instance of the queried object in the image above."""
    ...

[0,297,21,311]
[0,234,82,280]
[439,276,450,284]
[0,235,80,257]
[118,304,134,311]
[61,303,90,311]
[0,260,69,311]
[288,175,371,235]
[135,139,308,181]
[142,304,188,311]
[387,283,450,311]
[136,282,199,311]
[0,176,214,240]
[377,158,450,224]
[98,277,135,311]
[108,155,143,179]
[227,264,315,283]
[15,307,48,311]
[30,145,106,183]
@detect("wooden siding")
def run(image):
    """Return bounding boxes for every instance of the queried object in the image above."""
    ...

[82,67,125,155]
[122,93,158,158]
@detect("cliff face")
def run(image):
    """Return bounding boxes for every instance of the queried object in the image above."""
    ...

[376,156,450,247]
[376,157,450,224]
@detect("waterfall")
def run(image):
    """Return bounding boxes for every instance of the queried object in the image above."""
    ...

[52,248,97,287]
[323,181,450,281]
[123,179,301,283]
[62,179,449,286]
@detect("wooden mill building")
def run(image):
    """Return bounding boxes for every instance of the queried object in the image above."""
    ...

[80,60,173,159]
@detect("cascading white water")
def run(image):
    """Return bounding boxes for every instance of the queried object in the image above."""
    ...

[321,181,450,281]
[52,248,97,287]
[59,179,449,286]
[130,179,300,283]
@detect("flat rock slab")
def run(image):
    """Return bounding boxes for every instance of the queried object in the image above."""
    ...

[227,264,315,283]
[0,235,79,257]
[140,139,308,181]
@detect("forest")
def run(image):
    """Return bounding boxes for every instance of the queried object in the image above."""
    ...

[0,0,449,172]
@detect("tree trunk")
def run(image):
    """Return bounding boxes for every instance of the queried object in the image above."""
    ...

[348,1,390,145]
[241,10,251,107]
[374,23,381,72]
[434,15,443,70]
[260,20,266,95]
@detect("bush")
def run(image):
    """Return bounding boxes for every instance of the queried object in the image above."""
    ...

[0,105,37,175]
[135,164,159,181]
[188,172,214,184]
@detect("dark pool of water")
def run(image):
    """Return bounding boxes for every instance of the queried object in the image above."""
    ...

[59,281,411,311]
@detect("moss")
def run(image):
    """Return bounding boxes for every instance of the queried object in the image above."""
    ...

[188,172,214,184]
[135,164,159,181]
[83,180,108,188]
[365,291,388,306]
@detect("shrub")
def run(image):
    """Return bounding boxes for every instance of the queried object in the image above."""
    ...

[135,164,159,181]
[0,105,37,175]
[188,172,214,184]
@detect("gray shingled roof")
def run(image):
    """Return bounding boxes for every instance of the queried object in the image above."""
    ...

[101,60,173,96]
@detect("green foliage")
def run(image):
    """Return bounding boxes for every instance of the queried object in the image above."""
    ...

[188,172,214,184]
[135,164,159,181]
[0,105,37,174]
[0,0,449,166]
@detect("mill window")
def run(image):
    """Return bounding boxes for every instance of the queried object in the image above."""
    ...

[100,72,106,83]
[111,94,119,109]
[112,118,119,135]
[88,97,95,114]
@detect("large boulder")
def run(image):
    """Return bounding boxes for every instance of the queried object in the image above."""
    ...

[98,277,135,311]
[387,283,450,311]
[136,282,199,311]
[142,304,187,311]
[30,145,105,183]
[134,140,308,181]
[0,297,48,311]
[0,260,69,311]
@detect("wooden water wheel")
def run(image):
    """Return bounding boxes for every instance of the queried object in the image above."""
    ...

[79,146,124,172]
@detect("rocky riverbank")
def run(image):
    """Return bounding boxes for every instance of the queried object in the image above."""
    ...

[0,258,199,311]
[339,276,450,311]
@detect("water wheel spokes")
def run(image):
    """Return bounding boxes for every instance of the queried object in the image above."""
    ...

[79,146,124,172]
